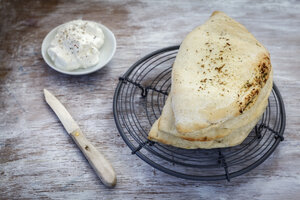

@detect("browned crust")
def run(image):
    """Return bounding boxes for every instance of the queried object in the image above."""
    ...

[238,54,271,114]
[175,123,208,133]
[178,131,229,141]
[211,11,223,17]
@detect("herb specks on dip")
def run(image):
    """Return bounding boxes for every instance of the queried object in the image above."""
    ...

[47,20,105,71]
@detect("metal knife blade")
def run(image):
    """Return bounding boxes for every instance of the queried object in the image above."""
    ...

[44,89,79,134]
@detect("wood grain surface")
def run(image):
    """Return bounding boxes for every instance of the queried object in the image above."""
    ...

[1,0,300,199]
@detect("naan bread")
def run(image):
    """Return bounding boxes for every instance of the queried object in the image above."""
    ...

[147,11,273,149]
[158,69,272,141]
[148,72,272,148]
[171,11,272,134]
[148,113,262,149]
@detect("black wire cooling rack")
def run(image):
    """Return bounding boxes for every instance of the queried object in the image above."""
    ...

[113,45,286,181]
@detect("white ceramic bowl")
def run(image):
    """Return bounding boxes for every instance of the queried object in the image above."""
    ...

[41,21,116,75]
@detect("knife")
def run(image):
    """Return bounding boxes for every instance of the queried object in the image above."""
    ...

[44,89,116,188]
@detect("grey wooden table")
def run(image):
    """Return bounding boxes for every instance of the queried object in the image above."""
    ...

[1,0,300,199]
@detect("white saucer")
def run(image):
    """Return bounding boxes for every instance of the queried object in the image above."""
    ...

[41,21,116,75]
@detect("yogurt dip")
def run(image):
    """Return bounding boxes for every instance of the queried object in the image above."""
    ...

[47,20,105,71]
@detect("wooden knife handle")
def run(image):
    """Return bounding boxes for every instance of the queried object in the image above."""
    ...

[70,129,117,188]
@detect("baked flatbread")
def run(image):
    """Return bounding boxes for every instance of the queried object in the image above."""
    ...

[148,73,272,148]
[158,69,272,141]
[148,114,262,149]
[170,11,272,134]
[147,11,273,149]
